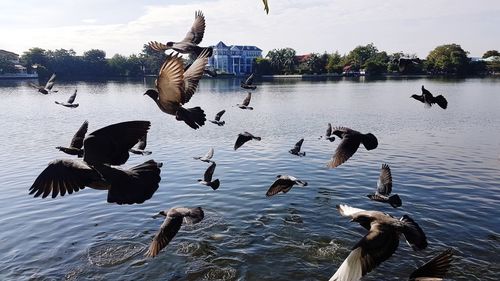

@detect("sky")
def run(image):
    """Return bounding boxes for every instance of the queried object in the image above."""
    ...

[1,0,499,58]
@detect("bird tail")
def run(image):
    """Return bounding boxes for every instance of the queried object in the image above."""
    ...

[400,214,428,251]
[434,95,448,109]
[388,194,402,208]
[209,179,220,190]
[361,133,378,150]
[176,106,206,130]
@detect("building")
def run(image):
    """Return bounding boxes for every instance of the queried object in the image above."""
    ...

[0,49,37,78]
[208,41,262,75]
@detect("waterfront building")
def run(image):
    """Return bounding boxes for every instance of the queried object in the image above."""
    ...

[207,41,262,75]
[0,49,37,78]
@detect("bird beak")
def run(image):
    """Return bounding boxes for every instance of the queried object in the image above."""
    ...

[152,211,166,219]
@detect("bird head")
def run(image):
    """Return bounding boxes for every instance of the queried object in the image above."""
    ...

[276,175,281,178]
[166,42,174,47]
[152,210,167,219]
[144,89,159,101]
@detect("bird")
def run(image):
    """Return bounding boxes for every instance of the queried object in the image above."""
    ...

[209,110,226,126]
[56,120,88,157]
[241,73,257,90]
[29,73,58,95]
[129,134,152,155]
[319,123,335,142]
[326,127,378,168]
[185,62,217,78]
[193,147,214,163]
[262,0,269,14]
[330,204,428,281]
[144,50,210,130]
[396,57,420,73]
[411,85,448,109]
[197,162,220,190]
[289,138,306,156]
[234,132,261,150]
[236,92,253,110]
[55,89,79,108]
[409,248,453,281]
[146,207,204,257]
[30,121,162,204]
[266,175,307,197]
[148,11,213,57]
[367,164,402,208]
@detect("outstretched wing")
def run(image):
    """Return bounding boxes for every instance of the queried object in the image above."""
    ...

[146,216,183,257]
[409,248,453,280]
[136,134,147,150]
[182,48,210,104]
[262,0,269,14]
[70,120,89,149]
[377,163,393,195]
[214,110,225,121]
[294,138,304,151]
[44,73,57,90]
[148,41,168,52]
[156,53,185,106]
[326,123,332,137]
[242,92,252,106]
[245,73,254,85]
[204,147,214,160]
[67,89,77,104]
[181,10,206,45]
[266,178,292,197]
[203,162,216,182]
[327,134,361,168]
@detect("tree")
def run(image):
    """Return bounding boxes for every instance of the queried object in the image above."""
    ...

[140,44,166,75]
[20,47,47,72]
[0,56,16,74]
[425,44,470,75]
[266,48,296,74]
[305,53,324,74]
[363,51,389,75]
[326,51,345,74]
[83,49,108,76]
[109,54,129,76]
[482,50,500,59]
[253,57,273,75]
[346,43,378,70]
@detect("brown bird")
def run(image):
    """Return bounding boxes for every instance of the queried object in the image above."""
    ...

[29,73,58,95]
[329,204,428,281]
[234,132,261,150]
[148,11,213,57]
[144,50,210,129]
[411,85,448,109]
[55,89,79,108]
[409,248,453,281]
[209,109,226,126]
[366,164,402,208]
[129,134,152,155]
[56,120,88,157]
[241,73,257,90]
[289,138,306,156]
[197,162,220,190]
[326,127,378,168]
[236,92,253,110]
[146,207,204,257]
[262,0,270,14]
[319,123,335,142]
[266,175,307,197]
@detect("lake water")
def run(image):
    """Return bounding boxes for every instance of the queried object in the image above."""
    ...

[0,77,499,280]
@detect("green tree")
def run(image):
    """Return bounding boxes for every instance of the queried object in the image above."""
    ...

[140,44,167,75]
[20,47,47,72]
[326,51,345,74]
[425,44,470,75]
[346,43,378,70]
[83,49,108,76]
[305,53,324,74]
[482,50,500,59]
[266,48,296,74]
[0,56,16,74]
[253,57,273,75]
[109,54,129,76]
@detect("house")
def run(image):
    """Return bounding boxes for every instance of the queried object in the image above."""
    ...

[208,41,262,75]
[0,49,37,78]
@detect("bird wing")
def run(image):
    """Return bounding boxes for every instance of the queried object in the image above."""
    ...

[136,134,147,150]
[204,147,214,160]
[294,138,304,151]
[44,73,57,90]
[70,120,89,149]
[336,204,366,217]
[182,49,209,103]
[409,249,453,280]
[181,10,206,45]
[29,82,42,90]
[66,89,77,104]
[148,41,168,52]
[214,110,225,121]
[242,92,252,106]
[400,215,428,251]
[266,178,292,197]
[234,133,251,150]
[169,207,205,224]
[83,121,151,166]
[326,123,332,137]
[262,0,269,14]
[331,126,357,139]
[327,134,361,168]
[146,215,183,257]
[377,163,393,195]
[245,73,254,85]
[156,53,185,106]
[203,162,216,182]
[28,159,102,199]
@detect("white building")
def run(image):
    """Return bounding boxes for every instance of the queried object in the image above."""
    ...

[208,41,262,75]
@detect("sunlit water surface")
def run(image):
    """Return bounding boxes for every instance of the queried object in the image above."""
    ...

[0,77,499,280]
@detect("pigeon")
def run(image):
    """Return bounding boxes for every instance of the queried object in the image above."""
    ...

[55,89,79,108]
[409,248,453,280]
[326,127,378,168]
[236,92,253,110]
[209,110,226,126]
[234,132,261,150]
[148,11,213,57]
[193,147,214,163]
[411,85,448,109]
[266,175,307,197]
[144,50,210,129]
[367,164,402,208]
[330,204,428,281]
[319,123,335,142]
[129,134,152,155]
[241,73,257,90]
[29,73,58,95]
[146,207,204,257]
[197,162,220,190]
[289,138,306,156]
[262,0,269,14]
[56,120,88,157]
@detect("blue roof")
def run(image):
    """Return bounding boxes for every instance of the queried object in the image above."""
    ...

[212,41,262,52]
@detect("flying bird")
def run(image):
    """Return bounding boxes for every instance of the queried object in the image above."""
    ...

[262,0,269,14]
[144,50,210,130]
[148,11,213,57]
[29,73,58,95]
[409,248,453,281]
[241,73,257,90]
[56,120,88,157]
[411,85,448,109]
[395,57,420,72]
[193,147,214,163]
[197,162,220,190]
[326,127,378,168]
[329,204,428,281]
[367,164,402,208]
[319,123,335,142]
[266,175,307,197]
[234,132,261,150]
[129,134,152,155]
[55,89,79,108]
[236,92,253,110]
[209,110,226,126]
[289,138,306,156]
[146,207,204,257]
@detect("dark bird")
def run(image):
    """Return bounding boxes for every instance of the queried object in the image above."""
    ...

[367,164,402,208]
[144,50,210,130]
[240,73,257,90]
[197,162,220,190]
[319,123,335,142]
[234,132,261,150]
[289,138,306,156]
[395,57,420,73]
[193,147,214,163]
[55,89,79,108]
[148,11,213,57]
[209,110,226,126]
[56,120,88,157]
[409,248,453,281]
[262,0,269,14]
[411,85,448,109]
[30,121,162,204]
[129,134,152,155]
[329,204,428,281]
[326,127,378,168]
[29,73,58,95]
[146,207,204,257]
[266,175,307,197]
[236,92,253,110]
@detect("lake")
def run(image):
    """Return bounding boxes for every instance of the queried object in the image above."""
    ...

[0,77,499,280]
